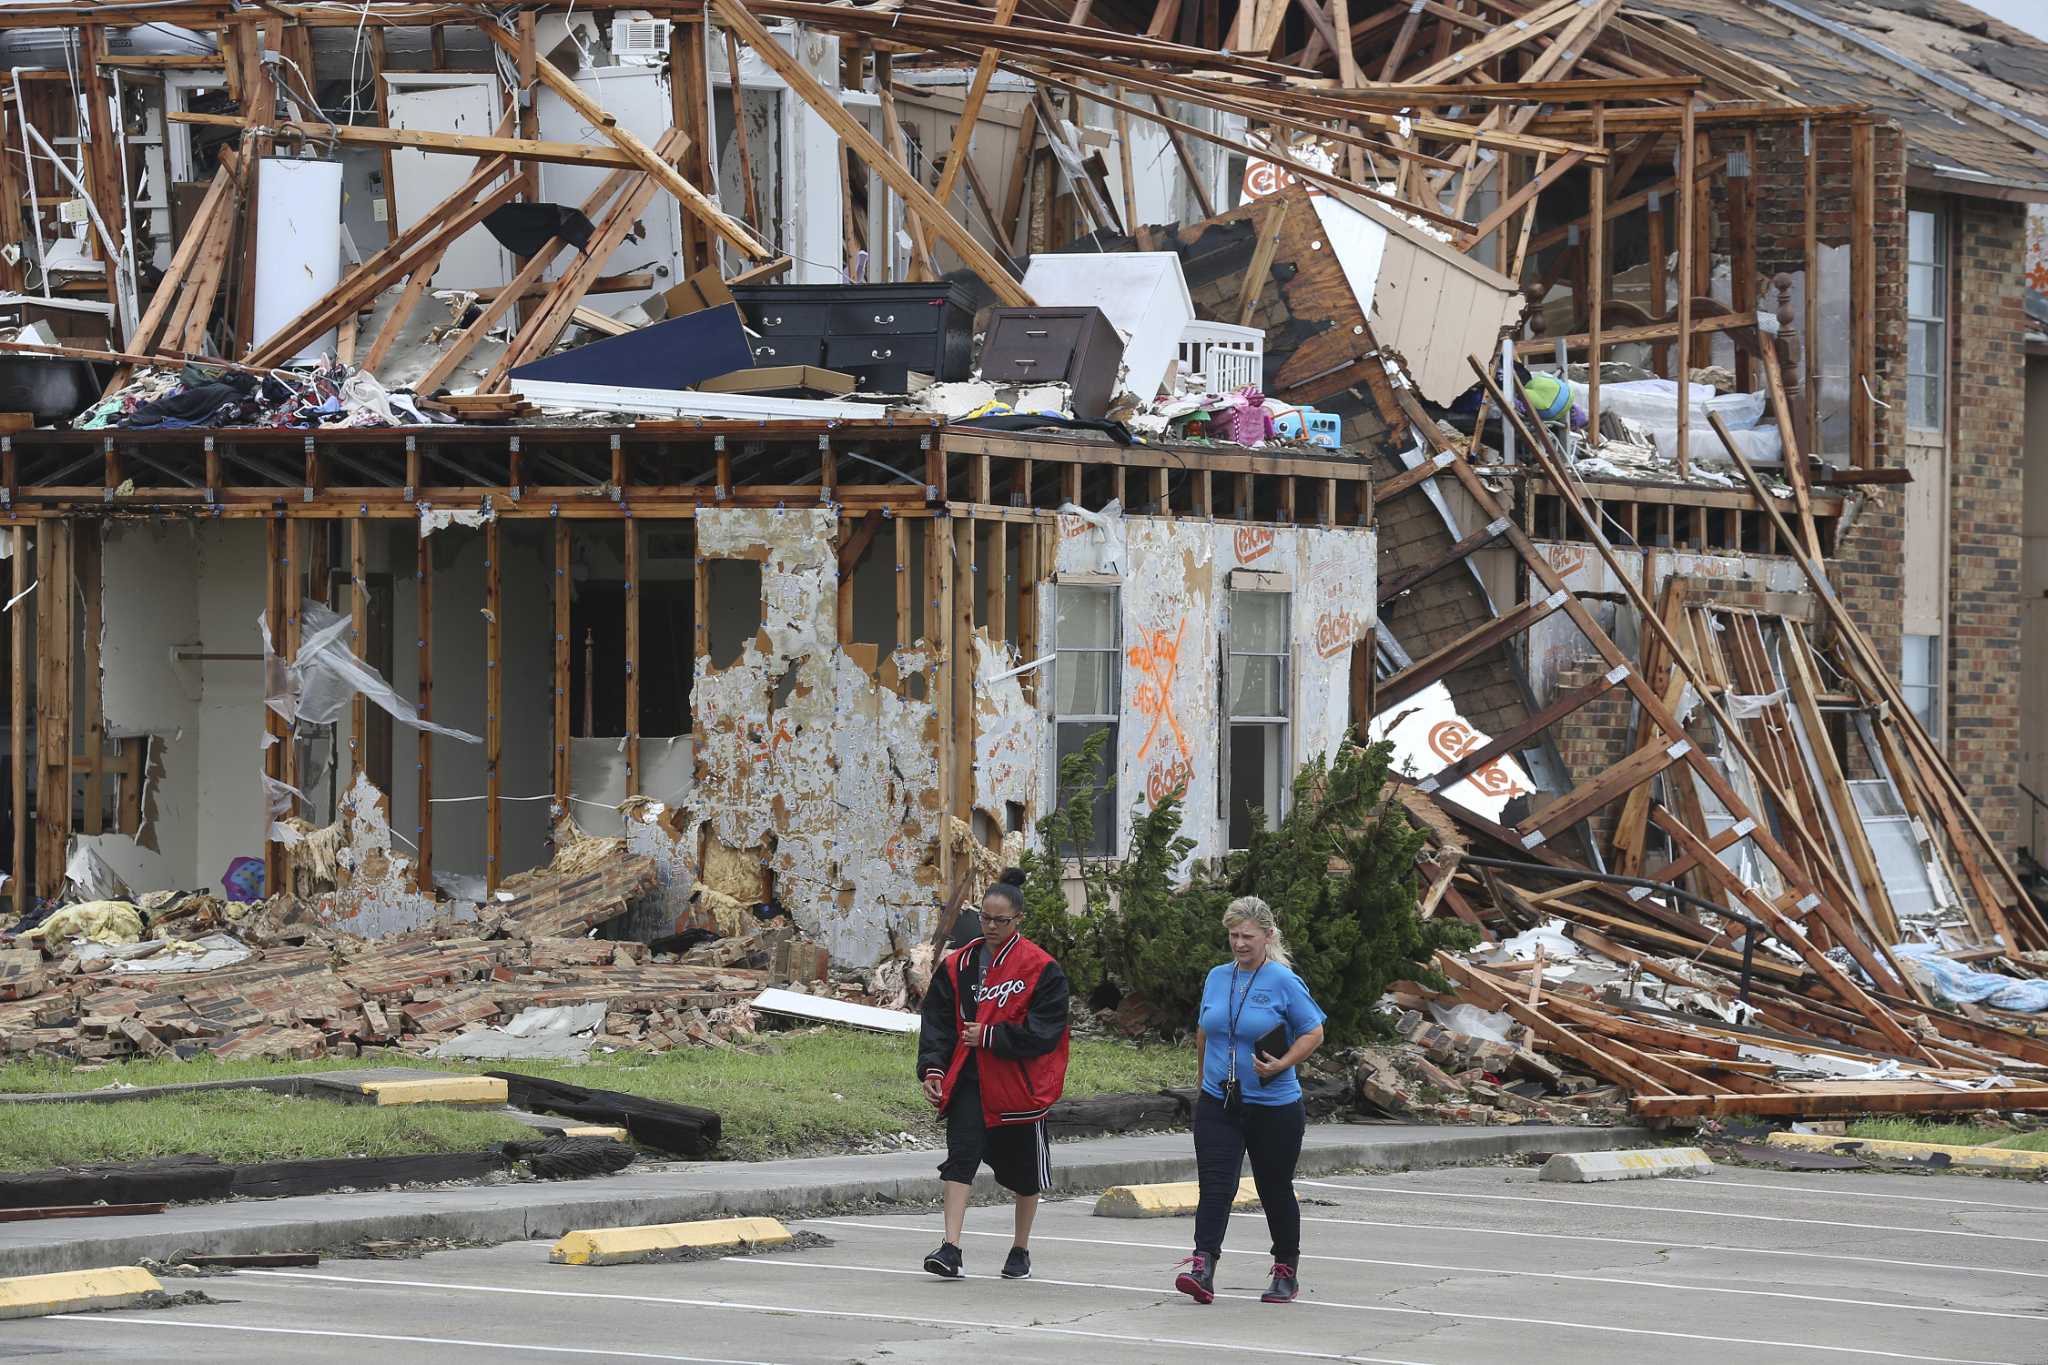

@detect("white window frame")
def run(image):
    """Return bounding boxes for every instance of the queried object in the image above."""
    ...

[1905,203,1948,435]
[1051,580,1121,858]
[1222,585,1292,850]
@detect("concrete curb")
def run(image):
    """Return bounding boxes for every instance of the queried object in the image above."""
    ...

[1765,1131,2048,1173]
[551,1216,792,1265]
[0,1266,163,1320]
[1095,1176,1256,1217]
[0,1122,1645,1276]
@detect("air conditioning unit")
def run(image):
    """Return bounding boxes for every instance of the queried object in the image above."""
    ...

[611,17,672,64]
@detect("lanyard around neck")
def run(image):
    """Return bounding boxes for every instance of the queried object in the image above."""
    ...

[1225,962,1263,1081]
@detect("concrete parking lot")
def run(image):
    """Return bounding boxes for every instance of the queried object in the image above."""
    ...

[13,1162,2048,1364]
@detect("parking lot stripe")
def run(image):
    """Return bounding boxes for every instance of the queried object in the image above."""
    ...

[1284,1211,2048,1282]
[1299,1180,2048,1246]
[1635,1177,2048,1213]
[55,1317,778,1362]
[804,1218,2047,1323]
[726,1254,2028,1363]
[227,1269,1434,1365]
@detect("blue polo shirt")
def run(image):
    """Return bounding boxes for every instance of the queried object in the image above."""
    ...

[1197,961,1324,1106]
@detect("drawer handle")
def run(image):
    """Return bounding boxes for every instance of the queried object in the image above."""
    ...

[765,315,783,326]
[870,348,894,360]
[873,313,896,325]
[1015,359,1038,368]
[1025,329,1049,337]
[758,346,778,358]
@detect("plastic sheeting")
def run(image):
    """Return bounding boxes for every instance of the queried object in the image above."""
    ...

[261,601,480,743]
[1894,943,2048,1014]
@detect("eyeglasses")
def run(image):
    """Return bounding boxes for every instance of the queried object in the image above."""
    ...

[982,914,1019,927]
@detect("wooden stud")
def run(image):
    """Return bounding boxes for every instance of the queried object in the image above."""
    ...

[552,519,571,808]
[485,519,502,892]
[724,30,763,236]
[930,0,1023,219]
[350,518,367,783]
[1729,129,1757,394]
[623,519,640,799]
[1849,121,1876,465]
[1674,98,1695,478]
[952,516,975,833]
[77,527,102,838]
[9,526,26,915]
[1804,120,1822,459]
[415,524,433,894]
[1586,104,1605,439]
[260,516,281,895]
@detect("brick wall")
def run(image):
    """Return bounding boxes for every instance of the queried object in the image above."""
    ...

[1945,197,2028,855]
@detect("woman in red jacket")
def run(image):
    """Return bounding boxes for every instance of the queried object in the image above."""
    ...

[916,868,1071,1281]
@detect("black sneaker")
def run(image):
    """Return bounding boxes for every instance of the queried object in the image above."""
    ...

[923,1242,964,1279]
[1001,1247,1031,1280]
[1173,1253,1214,1304]
[1262,1262,1299,1303]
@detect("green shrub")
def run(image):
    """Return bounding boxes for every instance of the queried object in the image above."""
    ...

[1227,742,1478,1043]
[1093,790,1227,1034]
[1018,733,1468,1047]
[1017,728,1112,999]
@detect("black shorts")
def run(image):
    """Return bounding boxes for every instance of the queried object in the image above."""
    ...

[938,1068,1051,1196]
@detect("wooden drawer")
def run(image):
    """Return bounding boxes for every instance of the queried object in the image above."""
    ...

[747,334,825,367]
[828,299,949,337]
[741,301,835,336]
[826,333,941,373]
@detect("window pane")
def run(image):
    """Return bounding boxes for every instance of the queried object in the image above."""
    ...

[1229,655,1284,717]
[1056,586,1116,650]
[1055,722,1118,857]
[1908,209,1935,263]
[1907,262,1938,318]
[1228,722,1287,850]
[1055,650,1115,716]
[1906,319,1927,378]
[1230,591,1288,654]
[1910,375,1940,431]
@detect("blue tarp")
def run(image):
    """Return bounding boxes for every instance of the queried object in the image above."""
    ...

[1894,943,2048,1014]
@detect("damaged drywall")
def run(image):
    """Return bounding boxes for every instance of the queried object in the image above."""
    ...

[281,771,443,936]
[1045,502,1376,860]
[688,507,942,966]
[973,634,1042,824]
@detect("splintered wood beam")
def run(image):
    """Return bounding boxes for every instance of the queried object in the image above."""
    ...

[1517,737,1689,848]
[1675,97,1696,477]
[724,30,763,236]
[930,0,1021,217]
[77,528,103,838]
[350,518,367,783]
[167,112,653,170]
[712,0,1028,304]
[261,517,281,895]
[1420,664,1625,799]
[1458,147,1585,248]
[485,24,772,263]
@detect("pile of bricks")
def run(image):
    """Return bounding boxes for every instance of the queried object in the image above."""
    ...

[0,851,847,1065]
[1349,1010,1629,1128]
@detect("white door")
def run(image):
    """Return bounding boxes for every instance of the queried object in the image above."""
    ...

[535,67,683,312]
[386,77,514,291]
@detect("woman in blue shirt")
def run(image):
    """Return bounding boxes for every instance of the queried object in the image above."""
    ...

[1174,896,1326,1306]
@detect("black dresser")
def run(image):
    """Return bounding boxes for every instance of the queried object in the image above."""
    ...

[978,307,1125,419]
[728,282,976,393]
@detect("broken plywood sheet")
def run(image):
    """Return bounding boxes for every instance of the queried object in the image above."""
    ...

[690,507,941,966]
[1315,188,1523,406]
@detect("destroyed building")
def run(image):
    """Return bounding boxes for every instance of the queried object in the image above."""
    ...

[0,0,2044,1118]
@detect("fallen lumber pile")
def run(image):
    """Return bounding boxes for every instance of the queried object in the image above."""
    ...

[0,847,860,1066]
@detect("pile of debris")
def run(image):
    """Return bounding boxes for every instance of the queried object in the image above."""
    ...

[0,836,869,1066]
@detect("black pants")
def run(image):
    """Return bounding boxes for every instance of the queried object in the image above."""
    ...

[1192,1091,1305,1267]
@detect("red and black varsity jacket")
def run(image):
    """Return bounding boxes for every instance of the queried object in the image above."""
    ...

[917,933,1071,1126]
